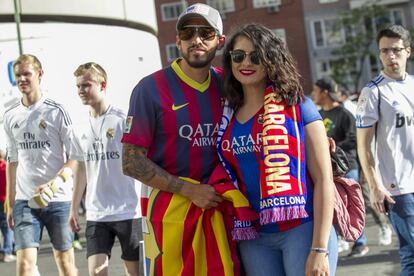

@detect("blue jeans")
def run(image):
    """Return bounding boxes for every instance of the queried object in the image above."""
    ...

[0,201,14,255]
[13,200,73,251]
[388,193,414,276]
[238,221,338,276]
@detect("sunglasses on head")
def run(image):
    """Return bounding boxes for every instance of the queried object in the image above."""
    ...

[229,50,261,65]
[78,62,105,75]
[178,25,218,41]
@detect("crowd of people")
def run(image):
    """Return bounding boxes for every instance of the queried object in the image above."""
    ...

[0,2,413,276]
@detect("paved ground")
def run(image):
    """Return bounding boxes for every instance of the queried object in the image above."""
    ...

[336,214,400,276]
[0,214,400,275]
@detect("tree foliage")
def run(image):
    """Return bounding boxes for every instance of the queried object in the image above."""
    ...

[330,2,387,92]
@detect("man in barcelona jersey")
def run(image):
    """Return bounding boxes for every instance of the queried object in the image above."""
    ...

[121,3,249,276]
[3,54,78,276]
[69,62,141,276]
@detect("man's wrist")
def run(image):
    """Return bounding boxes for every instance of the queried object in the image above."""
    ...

[7,200,14,209]
[180,181,194,198]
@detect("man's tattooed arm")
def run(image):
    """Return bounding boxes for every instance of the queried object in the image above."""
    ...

[122,143,185,194]
[122,143,223,208]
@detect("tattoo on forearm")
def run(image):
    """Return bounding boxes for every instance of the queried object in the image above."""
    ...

[167,177,184,193]
[122,144,155,182]
[122,144,184,193]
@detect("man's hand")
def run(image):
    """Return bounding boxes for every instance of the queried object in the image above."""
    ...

[29,182,57,209]
[184,184,223,209]
[69,209,81,233]
[6,206,14,229]
[34,183,49,194]
[370,187,395,213]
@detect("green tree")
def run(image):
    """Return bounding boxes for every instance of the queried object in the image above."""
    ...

[330,2,387,93]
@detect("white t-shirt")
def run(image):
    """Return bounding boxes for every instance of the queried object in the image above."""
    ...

[72,106,140,222]
[356,72,414,196]
[3,97,76,201]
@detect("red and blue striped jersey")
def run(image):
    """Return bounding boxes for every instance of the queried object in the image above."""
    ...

[220,97,321,233]
[122,59,223,184]
[122,60,239,276]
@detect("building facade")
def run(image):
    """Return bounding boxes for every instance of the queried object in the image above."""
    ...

[303,0,414,92]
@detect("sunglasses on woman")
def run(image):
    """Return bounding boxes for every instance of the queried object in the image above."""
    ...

[178,25,218,41]
[229,50,261,65]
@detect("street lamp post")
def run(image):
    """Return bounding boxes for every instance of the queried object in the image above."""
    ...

[13,0,23,55]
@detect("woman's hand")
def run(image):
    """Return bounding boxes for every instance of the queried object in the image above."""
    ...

[305,251,330,276]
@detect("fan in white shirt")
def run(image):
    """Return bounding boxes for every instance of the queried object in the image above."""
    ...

[3,54,77,276]
[356,24,414,275]
[69,62,141,276]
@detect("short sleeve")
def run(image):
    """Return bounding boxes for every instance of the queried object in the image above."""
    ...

[69,128,85,161]
[355,86,379,128]
[121,77,157,148]
[58,106,81,160]
[300,96,322,125]
[3,116,18,163]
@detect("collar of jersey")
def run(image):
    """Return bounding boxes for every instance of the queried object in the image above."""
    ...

[22,94,46,111]
[381,70,408,82]
[172,59,210,92]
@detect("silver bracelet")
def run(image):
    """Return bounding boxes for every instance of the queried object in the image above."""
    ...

[310,247,329,256]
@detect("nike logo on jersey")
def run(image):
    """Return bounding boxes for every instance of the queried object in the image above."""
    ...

[172,103,189,111]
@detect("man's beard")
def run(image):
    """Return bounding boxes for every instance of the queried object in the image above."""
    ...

[180,46,217,68]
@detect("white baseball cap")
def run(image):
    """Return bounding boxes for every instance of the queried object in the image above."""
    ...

[176,3,223,36]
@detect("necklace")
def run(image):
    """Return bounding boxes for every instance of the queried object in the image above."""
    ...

[88,105,110,142]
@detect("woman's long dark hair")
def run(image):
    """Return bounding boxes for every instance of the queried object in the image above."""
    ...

[222,23,304,109]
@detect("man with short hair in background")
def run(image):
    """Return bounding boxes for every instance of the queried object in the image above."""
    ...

[356,24,414,274]
[3,54,78,276]
[312,77,365,256]
[69,62,141,276]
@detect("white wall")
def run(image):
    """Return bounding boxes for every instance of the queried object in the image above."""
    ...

[0,0,158,32]
[0,22,162,146]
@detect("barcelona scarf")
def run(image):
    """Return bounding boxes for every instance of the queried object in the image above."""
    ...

[259,86,308,224]
[217,85,308,231]
[141,164,257,276]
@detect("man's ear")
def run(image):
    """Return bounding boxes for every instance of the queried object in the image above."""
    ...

[38,69,44,80]
[100,81,107,90]
[176,35,181,52]
[217,35,226,50]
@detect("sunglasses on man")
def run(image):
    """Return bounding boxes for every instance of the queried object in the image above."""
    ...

[178,25,218,42]
[229,50,261,65]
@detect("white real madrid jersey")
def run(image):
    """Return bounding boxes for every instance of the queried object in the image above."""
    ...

[356,72,414,196]
[3,97,76,201]
[72,105,141,222]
